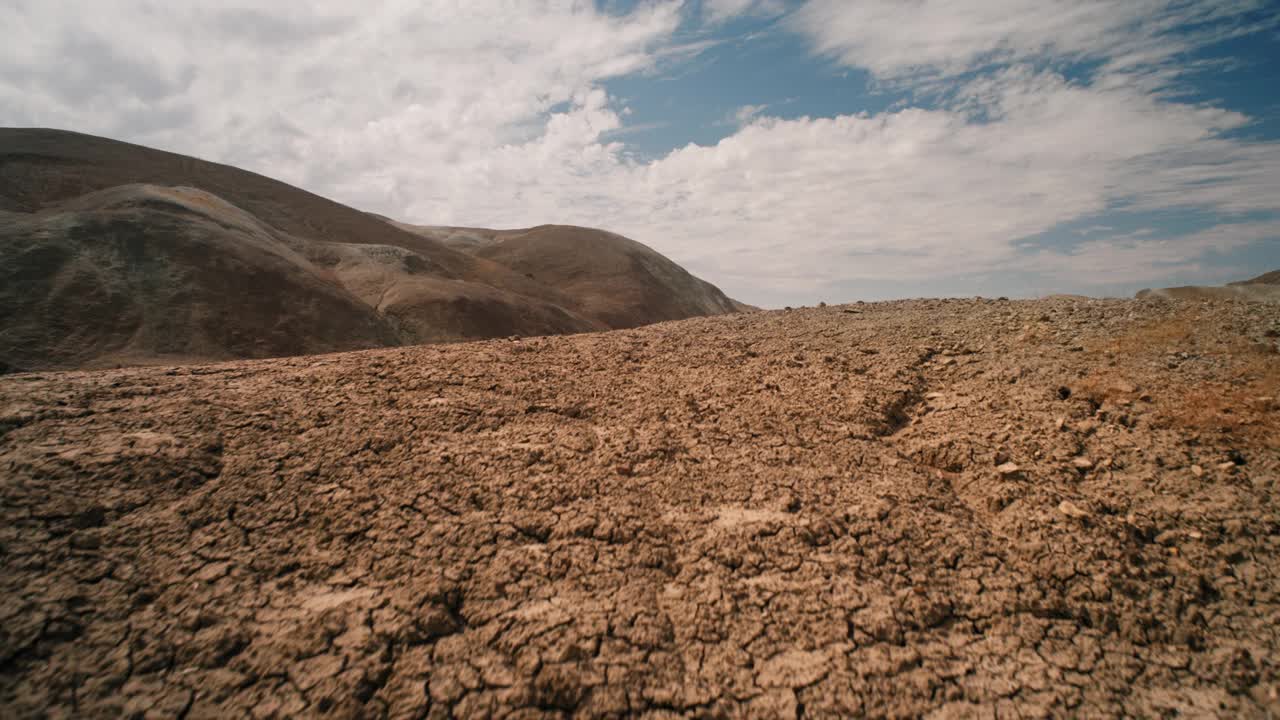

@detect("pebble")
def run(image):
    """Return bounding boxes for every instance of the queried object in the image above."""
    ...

[1058,500,1089,519]
[1191,465,1204,477]
[1071,457,1094,470]
[996,462,1021,476]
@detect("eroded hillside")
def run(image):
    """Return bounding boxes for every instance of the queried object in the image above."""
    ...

[1,298,1278,717]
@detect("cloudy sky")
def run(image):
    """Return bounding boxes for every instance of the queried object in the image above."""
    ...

[3,0,1280,305]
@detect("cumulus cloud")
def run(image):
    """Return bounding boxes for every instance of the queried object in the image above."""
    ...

[2,0,1278,304]
[0,0,682,193]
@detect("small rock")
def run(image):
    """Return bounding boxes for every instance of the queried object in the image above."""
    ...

[1217,461,1237,473]
[69,531,101,551]
[1155,530,1179,547]
[1071,457,1094,471]
[1054,417,1066,430]
[996,462,1021,477]
[1058,501,1089,519]
[1191,464,1204,477]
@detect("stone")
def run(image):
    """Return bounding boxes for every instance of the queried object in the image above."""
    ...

[1058,501,1089,519]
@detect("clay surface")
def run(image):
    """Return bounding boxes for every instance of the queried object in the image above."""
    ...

[2,298,1278,718]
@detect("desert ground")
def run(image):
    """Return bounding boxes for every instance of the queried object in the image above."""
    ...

[2,296,1278,718]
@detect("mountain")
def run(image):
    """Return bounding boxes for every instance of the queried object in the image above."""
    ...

[1136,269,1280,304]
[0,128,744,370]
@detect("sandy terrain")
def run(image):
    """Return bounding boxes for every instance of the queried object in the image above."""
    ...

[2,297,1278,717]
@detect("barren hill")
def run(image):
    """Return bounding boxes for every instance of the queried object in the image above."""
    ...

[1231,270,1280,286]
[3,298,1278,717]
[390,221,749,328]
[0,129,743,370]
[1137,269,1280,304]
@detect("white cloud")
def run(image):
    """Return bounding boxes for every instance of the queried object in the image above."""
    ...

[391,63,1276,297]
[0,0,682,195]
[787,0,1276,83]
[717,103,768,127]
[1019,222,1280,287]
[702,0,788,24]
[2,0,1278,305]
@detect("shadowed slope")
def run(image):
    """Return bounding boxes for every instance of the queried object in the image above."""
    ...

[0,185,399,371]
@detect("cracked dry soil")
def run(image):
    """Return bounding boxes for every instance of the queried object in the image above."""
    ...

[2,298,1279,718]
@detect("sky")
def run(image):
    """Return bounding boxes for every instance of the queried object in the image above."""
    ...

[2,0,1280,307]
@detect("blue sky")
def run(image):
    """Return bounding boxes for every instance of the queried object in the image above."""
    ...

[3,0,1280,305]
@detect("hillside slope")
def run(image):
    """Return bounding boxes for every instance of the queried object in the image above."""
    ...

[1136,269,1280,304]
[2,298,1278,716]
[0,185,398,370]
[392,221,746,328]
[0,129,743,369]
[1230,269,1280,286]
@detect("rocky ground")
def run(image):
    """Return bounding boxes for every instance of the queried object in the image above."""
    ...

[2,297,1278,718]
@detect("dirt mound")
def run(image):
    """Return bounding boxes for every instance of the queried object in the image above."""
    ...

[0,129,742,370]
[394,221,747,328]
[3,298,1278,717]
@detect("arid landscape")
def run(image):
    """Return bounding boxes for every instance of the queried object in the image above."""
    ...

[3,293,1279,717]
[7,0,1280,716]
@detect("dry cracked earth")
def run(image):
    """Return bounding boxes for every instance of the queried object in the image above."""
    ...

[2,298,1279,718]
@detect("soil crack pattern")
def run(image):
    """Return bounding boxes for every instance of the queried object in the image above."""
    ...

[2,298,1278,718]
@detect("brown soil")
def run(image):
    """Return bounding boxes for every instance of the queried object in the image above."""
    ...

[2,297,1279,718]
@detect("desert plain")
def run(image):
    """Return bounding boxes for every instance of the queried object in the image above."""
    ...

[2,296,1278,718]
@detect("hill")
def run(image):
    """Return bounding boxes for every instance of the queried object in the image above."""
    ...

[390,221,749,328]
[1136,269,1280,303]
[0,128,743,370]
[2,298,1278,716]
[1230,269,1280,286]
